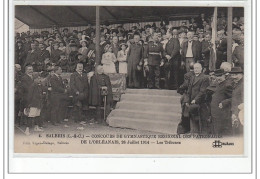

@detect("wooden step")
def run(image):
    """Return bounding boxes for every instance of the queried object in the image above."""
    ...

[107,116,180,134]
[115,101,182,113]
[109,109,181,122]
[121,93,181,104]
[125,89,179,96]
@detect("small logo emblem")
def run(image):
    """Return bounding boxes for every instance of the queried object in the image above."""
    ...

[212,140,222,148]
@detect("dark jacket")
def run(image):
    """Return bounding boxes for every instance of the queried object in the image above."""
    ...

[232,45,244,70]
[210,77,234,118]
[201,40,211,67]
[27,83,46,109]
[50,74,66,94]
[24,49,41,67]
[70,72,89,101]
[185,73,209,104]
[20,74,34,108]
[50,49,62,64]
[181,40,202,62]
[89,74,113,106]
[231,78,243,117]
[164,37,181,61]
[144,41,164,66]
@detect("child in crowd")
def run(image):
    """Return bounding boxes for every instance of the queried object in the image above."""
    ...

[101,44,117,74]
[117,43,128,74]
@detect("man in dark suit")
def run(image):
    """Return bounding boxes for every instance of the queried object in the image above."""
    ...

[49,66,68,125]
[201,33,212,74]
[184,63,209,134]
[216,31,227,69]
[70,63,89,123]
[164,31,181,89]
[230,68,243,135]
[19,65,34,126]
[23,42,41,71]
[210,69,233,135]
[181,31,202,73]
[38,43,50,72]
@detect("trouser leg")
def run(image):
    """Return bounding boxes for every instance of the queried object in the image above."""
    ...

[147,65,155,88]
[172,60,179,89]
[154,65,160,89]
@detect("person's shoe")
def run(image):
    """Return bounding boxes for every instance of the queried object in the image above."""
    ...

[64,119,69,122]
[80,121,86,125]
[52,123,58,126]
[25,127,30,136]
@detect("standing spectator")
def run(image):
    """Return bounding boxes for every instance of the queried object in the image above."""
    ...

[181,31,202,72]
[23,35,31,55]
[232,33,244,70]
[201,33,212,74]
[111,36,120,72]
[38,43,50,71]
[117,43,128,74]
[49,66,67,126]
[230,67,244,135]
[101,44,117,74]
[70,63,89,123]
[164,31,181,89]
[15,40,27,67]
[216,30,227,69]
[126,33,143,88]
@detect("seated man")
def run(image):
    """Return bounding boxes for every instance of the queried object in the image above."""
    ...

[89,65,113,124]
[183,63,209,134]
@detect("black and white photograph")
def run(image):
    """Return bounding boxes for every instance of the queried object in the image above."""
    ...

[12,5,248,155]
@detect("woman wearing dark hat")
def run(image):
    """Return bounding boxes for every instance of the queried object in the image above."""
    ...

[117,43,128,74]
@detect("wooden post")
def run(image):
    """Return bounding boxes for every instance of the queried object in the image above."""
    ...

[227,7,233,63]
[95,6,101,65]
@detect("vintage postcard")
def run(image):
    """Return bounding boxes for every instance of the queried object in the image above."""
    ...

[11,1,251,159]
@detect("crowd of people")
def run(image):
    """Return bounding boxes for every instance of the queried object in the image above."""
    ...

[15,12,244,136]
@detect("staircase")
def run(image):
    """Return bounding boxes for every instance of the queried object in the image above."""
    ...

[107,89,182,134]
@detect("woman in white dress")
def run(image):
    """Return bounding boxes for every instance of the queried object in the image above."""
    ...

[117,43,128,74]
[101,44,117,74]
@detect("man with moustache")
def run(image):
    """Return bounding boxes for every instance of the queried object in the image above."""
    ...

[181,31,202,72]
